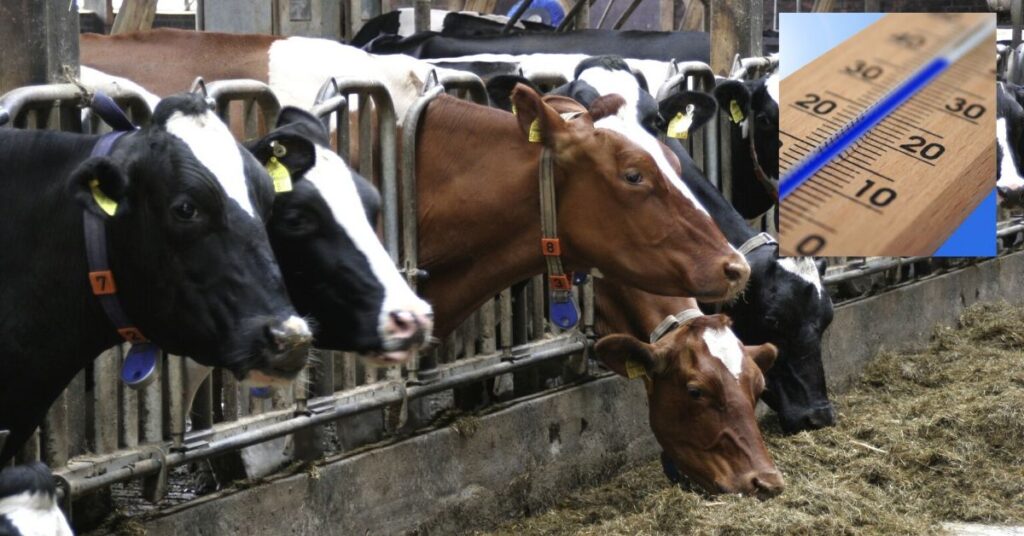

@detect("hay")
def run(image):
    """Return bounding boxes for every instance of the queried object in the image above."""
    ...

[481,302,1024,535]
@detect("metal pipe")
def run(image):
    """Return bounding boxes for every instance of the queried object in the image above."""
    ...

[502,0,535,34]
[1015,0,1022,49]
[55,335,588,497]
[596,0,617,28]
[611,0,643,29]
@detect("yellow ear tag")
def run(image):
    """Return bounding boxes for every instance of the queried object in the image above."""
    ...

[267,156,292,194]
[89,179,118,216]
[729,99,745,124]
[511,103,518,116]
[625,359,648,380]
[667,112,693,140]
[528,118,542,143]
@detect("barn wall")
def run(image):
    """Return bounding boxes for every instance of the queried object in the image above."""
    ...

[120,250,1024,535]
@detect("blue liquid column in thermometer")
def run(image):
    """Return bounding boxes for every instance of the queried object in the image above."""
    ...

[779,17,996,200]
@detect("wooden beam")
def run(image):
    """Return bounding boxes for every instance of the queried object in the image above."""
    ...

[812,0,835,11]
[680,0,706,31]
[0,1,79,95]
[659,0,675,31]
[710,0,762,76]
[111,0,158,34]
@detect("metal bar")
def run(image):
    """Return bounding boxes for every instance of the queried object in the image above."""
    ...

[597,0,616,28]
[502,0,535,33]
[611,0,643,29]
[55,334,588,498]
[1015,0,1022,49]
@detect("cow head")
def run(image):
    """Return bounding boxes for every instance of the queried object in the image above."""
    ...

[508,83,749,301]
[71,94,311,385]
[247,107,433,363]
[713,75,780,218]
[728,255,836,433]
[0,462,72,536]
[997,82,1024,207]
[595,315,783,497]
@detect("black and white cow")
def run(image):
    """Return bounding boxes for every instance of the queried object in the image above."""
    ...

[246,107,433,359]
[997,81,1024,206]
[351,8,551,48]
[552,58,835,433]
[0,463,72,536]
[712,75,780,219]
[363,29,710,63]
[0,94,311,463]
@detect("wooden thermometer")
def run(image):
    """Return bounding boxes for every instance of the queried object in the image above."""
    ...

[779,13,996,256]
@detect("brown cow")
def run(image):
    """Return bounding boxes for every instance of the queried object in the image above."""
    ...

[416,87,748,335]
[594,280,784,497]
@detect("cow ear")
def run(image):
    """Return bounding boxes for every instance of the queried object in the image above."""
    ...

[595,334,668,378]
[713,80,752,125]
[745,343,778,374]
[247,131,316,192]
[658,91,718,137]
[69,156,130,219]
[509,83,569,147]
[487,75,539,112]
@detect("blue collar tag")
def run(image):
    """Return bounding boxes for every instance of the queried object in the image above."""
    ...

[121,343,159,389]
[548,292,580,330]
[250,387,273,398]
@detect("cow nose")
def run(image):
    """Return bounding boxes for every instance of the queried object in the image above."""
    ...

[264,315,312,374]
[749,469,785,498]
[998,185,1024,205]
[781,404,837,433]
[724,258,751,286]
[804,404,837,429]
[382,310,433,351]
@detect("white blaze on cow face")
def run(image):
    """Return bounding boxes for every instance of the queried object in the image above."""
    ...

[766,73,779,105]
[303,146,433,337]
[164,110,256,217]
[577,67,709,215]
[0,491,73,536]
[702,327,745,379]
[997,117,1024,192]
[778,257,824,297]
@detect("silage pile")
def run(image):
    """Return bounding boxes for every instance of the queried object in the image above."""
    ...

[483,302,1024,535]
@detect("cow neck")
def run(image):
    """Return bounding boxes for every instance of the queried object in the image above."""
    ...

[83,132,150,346]
[594,278,701,342]
[415,97,558,336]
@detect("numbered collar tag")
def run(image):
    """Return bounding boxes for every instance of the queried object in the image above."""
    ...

[548,293,580,330]
[121,342,159,390]
[267,156,293,194]
[625,359,648,380]
[729,99,745,124]
[667,107,694,140]
[89,179,118,216]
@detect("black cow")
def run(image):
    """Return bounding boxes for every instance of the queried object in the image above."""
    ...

[246,107,432,359]
[997,82,1024,206]
[351,9,551,48]
[0,462,72,536]
[711,75,780,219]
[363,29,710,63]
[548,58,835,434]
[0,94,311,463]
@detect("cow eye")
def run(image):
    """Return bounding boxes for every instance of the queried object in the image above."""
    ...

[687,386,702,400]
[624,171,643,184]
[173,201,199,221]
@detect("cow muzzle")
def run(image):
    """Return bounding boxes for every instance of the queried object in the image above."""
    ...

[257,315,313,378]
[372,309,434,364]
[998,185,1024,207]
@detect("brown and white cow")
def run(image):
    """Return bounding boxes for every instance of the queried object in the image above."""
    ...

[415,87,748,335]
[594,281,783,497]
